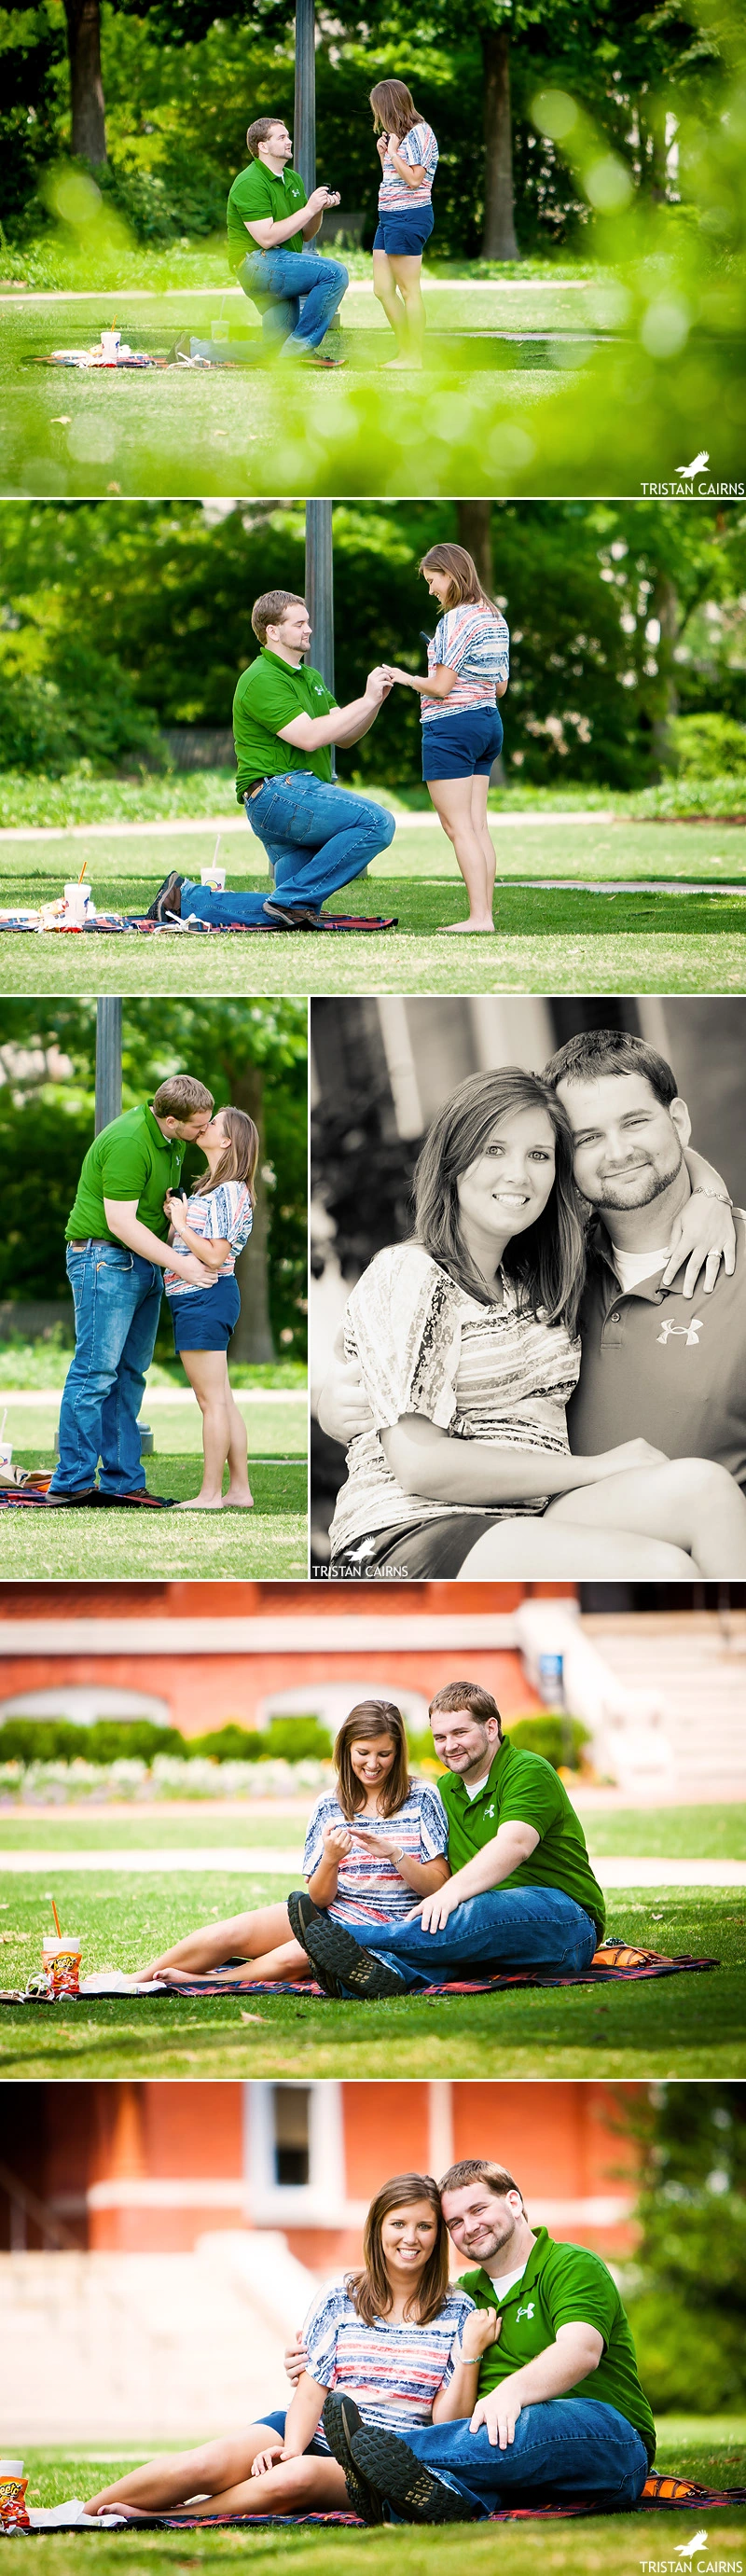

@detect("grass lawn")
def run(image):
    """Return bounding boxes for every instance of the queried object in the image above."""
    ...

[16,2431,746,2576]
[1,813,744,994]
[0,1447,308,1579]
[2,278,745,496]
[2,1802,744,1856]
[0,1876,742,2077]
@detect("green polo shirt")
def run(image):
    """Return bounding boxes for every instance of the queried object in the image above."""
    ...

[438,1738,605,1939]
[461,2227,656,2463]
[233,648,337,802]
[227,160,308,270]
[66,1104,186,1247]
[568,1212,746,1490]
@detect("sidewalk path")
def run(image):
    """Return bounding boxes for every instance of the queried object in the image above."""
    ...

[3,1850,745,1884]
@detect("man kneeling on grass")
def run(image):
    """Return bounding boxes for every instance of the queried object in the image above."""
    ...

[285,1679,606,1995]
[286,2157,655,2522]
[228,116,347,367]
[146,590,396,933]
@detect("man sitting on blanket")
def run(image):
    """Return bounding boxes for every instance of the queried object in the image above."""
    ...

[286,2154,655,2522]
[286,1680,605,1997]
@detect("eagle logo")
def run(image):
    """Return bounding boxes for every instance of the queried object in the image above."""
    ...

[675,452,709,478]
[676,2531,709,2559]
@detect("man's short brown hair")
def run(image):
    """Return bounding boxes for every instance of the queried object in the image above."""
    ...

[246,116,286,159]
[439,2158,523,2207]
[251,589,306,646]
[429,1682,503,1735]
[152,1076,214,1121]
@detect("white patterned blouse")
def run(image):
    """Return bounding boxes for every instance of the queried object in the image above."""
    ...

[328,1240,581,1561]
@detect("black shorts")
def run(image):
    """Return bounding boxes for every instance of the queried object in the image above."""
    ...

[330,1512,505,1577]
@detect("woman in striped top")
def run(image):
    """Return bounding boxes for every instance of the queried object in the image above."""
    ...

[326,1064,746,1581]
[386,544,509,933]
[86,2174,496,2521]
[137,1698,449,1986]
[370,79,438,368]
[163,1104,257,1510]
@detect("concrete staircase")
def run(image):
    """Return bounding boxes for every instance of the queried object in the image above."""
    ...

[0,2234,320,2445]
[581,1613,746,1794]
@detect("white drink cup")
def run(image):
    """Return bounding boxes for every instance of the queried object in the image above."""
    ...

[63,883,90,926]
[200,865,227,891]
[0,1440,12,1470]
[101,330,121,360]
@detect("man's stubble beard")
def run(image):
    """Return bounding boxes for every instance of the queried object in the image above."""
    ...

[591,1140,684,1216]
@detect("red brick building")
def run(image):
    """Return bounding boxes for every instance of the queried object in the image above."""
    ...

[0,1582,567,1734]
[3,2081,642,2271]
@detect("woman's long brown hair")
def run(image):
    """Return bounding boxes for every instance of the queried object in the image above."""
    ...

[412,1065,587,1336]
[348,2173,449,2328]
[334,1700,411,1822]
[419,540,501,619]
[370,79,424,140]
[194,1105,259,1206]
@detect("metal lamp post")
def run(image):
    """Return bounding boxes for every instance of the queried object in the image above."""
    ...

[294,0,316,196]
[94,997,122,1134]
[305,498,336,780]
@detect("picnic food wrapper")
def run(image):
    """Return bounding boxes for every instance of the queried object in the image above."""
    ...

[42,1936,81,1998]
[0,2465,30,2531]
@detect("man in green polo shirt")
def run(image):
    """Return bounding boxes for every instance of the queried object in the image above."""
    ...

[146,589,395,933]
[227,115,348,365]
[288,1680,605,1997]
[48,1077,214,1509]
[327,2157,653,2521]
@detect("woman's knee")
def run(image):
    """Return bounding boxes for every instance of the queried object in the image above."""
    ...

[665,1456,739,1514]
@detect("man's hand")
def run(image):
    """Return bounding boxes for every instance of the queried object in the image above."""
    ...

[417,1880,464,1934]
[365,667,394,704]
[317,1360,373,1447]
[283,2333,307,2388]
[179,1253,214,1286]
[662,1191,737,1298]
[306,185,339,217]
[469,2385,522,2449]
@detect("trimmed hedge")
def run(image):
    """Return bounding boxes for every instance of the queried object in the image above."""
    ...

[504,1714,590,1771]
[0,1714,333,1766]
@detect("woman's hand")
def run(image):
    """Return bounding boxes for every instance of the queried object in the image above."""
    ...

[377,133,389,162]
[350,1828,401,1860]
[662,1191,736,1299]
[251,2444,285,2478]
[169,1195,190,1240]
[322,1823,353,1860]
[584,1437,671,1481]
[284,2333,308,2388]
[461,2307,502,2361]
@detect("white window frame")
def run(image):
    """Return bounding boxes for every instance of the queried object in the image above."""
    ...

[242,2081,346,2226]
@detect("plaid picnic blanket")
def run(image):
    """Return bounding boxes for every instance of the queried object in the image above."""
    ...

[0,912,398,936]
[152,1941,720,1997]
[23,2475,745,2530]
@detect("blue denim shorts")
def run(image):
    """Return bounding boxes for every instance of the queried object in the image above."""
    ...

[373,203,435,256]
[169,1276,240,1352]
[421,705,504,780]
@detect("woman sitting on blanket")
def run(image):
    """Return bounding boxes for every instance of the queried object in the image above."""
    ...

[86,2171,493,2523]
[137,1700,449,1987]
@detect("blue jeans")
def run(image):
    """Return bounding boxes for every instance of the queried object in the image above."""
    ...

[49,1242,162,1496]
[392,2399,649,2516]
[181,775,395,924]
[339,1884,599,1990]
[236,249,348,352]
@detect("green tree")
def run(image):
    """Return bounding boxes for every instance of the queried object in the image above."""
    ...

[620,2084,746,2414]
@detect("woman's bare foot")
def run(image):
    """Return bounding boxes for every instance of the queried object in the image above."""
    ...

[439,917,495,934]
[175,1493,226,1510]
[382,354,421,368]
[224,1486,255,1509]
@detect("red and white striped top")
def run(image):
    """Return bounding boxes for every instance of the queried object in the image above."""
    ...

[379,121,439,211]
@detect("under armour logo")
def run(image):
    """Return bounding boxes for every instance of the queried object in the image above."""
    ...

[517,2301,535,2320]
[657,1318,704,1347]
